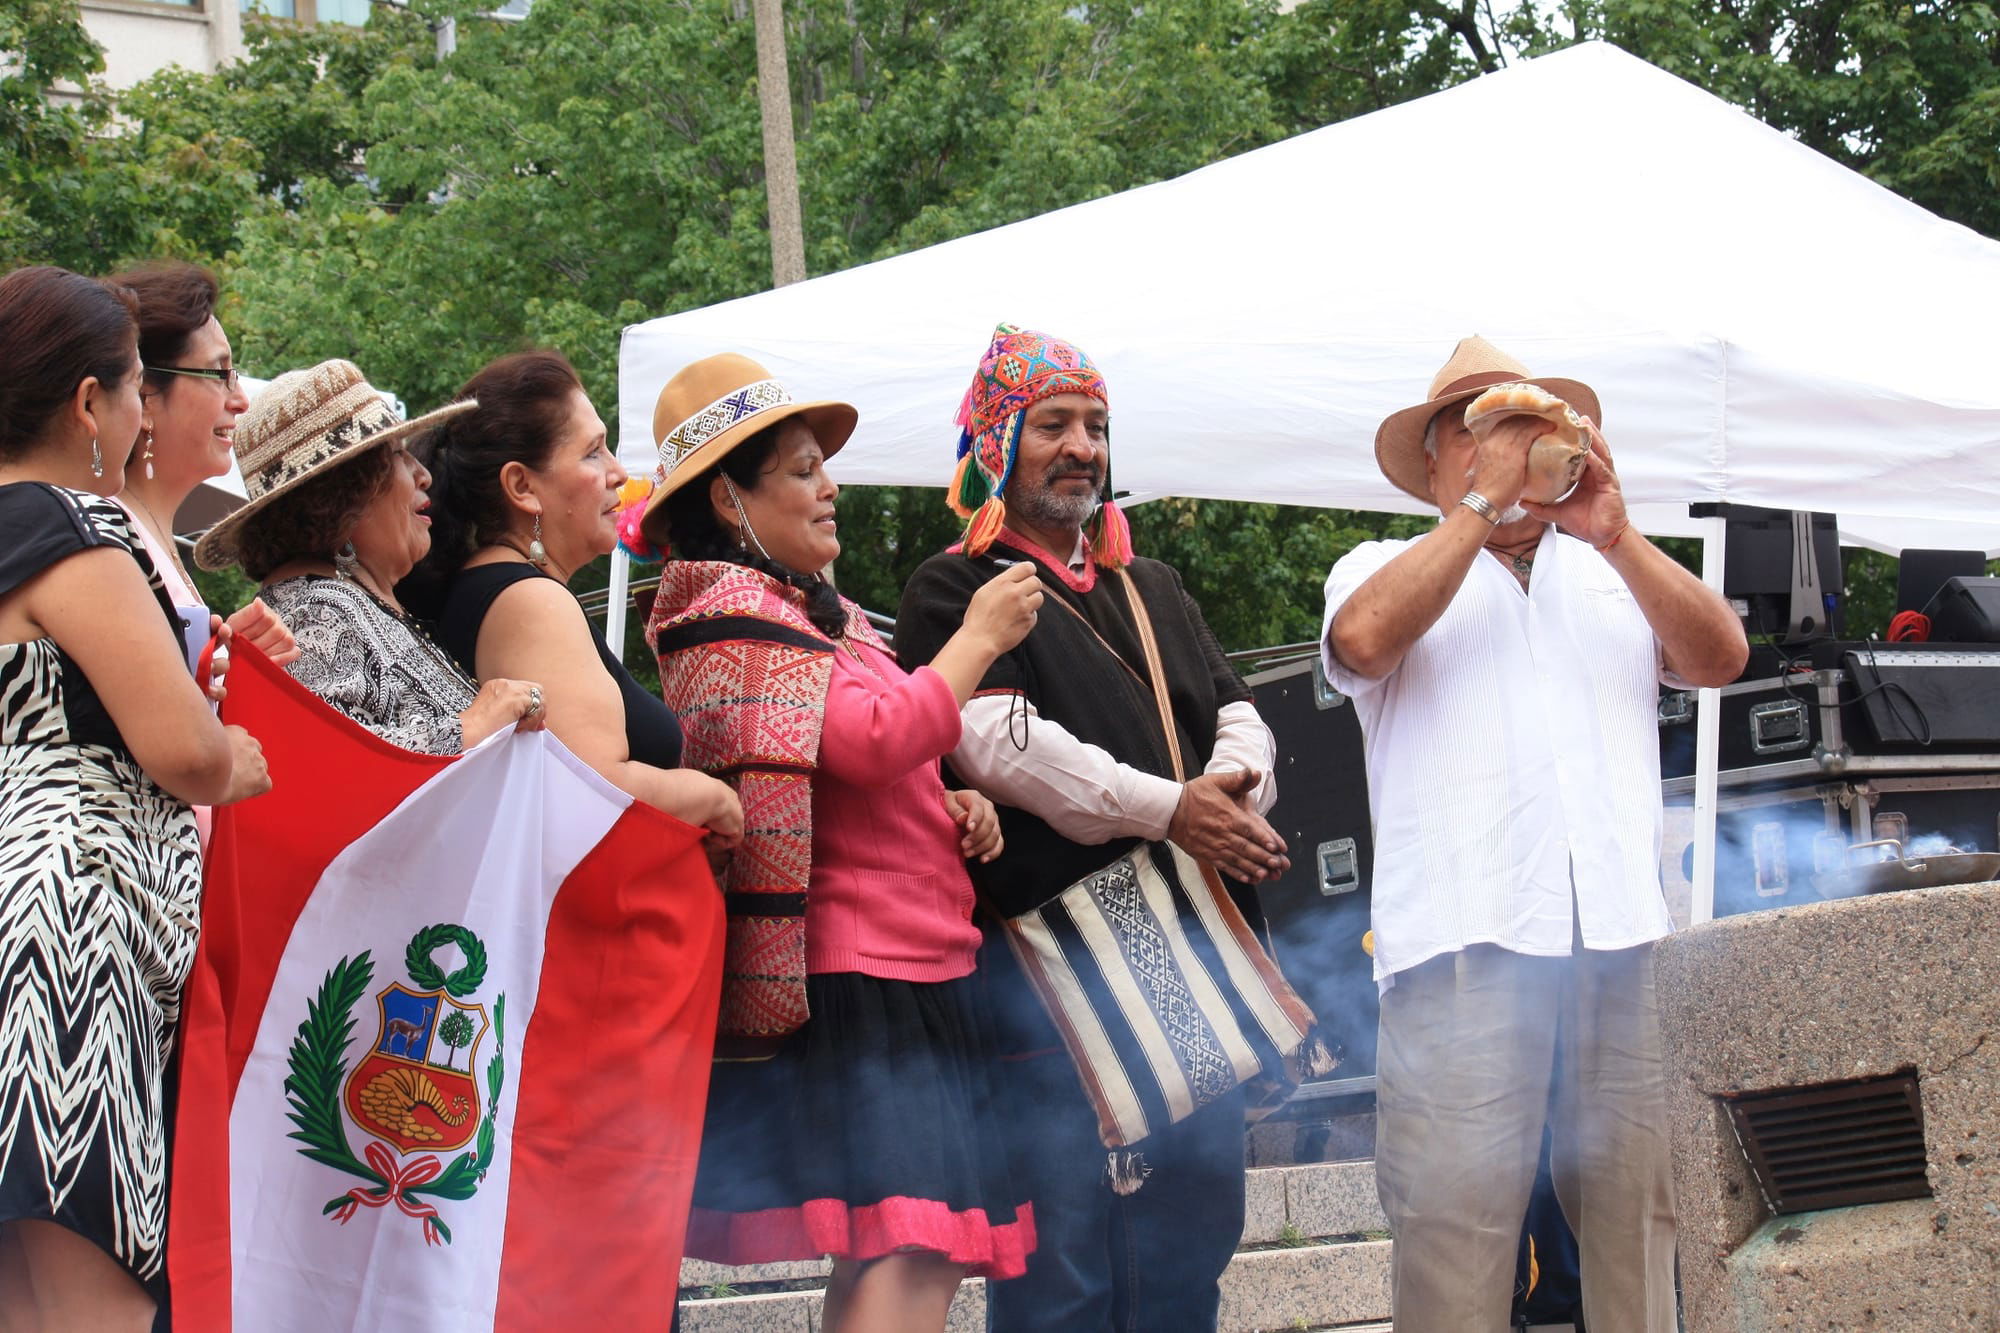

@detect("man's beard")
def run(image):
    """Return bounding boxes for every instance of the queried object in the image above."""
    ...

[1009,464,1102,530]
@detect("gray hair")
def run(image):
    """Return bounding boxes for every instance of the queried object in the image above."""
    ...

[1423,411,1441,460]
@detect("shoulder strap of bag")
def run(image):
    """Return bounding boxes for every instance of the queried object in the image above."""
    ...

[1113,567,1185,784]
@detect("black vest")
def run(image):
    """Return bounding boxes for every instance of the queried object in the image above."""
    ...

[895,540,1253,920]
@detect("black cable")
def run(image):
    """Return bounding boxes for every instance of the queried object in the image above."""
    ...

[1848,637,1935,747]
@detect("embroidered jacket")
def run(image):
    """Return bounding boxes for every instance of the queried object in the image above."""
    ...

[646,561,886,1056]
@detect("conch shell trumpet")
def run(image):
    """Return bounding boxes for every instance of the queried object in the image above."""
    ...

[1462,382,1591,505]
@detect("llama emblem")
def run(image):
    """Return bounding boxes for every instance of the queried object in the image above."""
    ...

[343,977,488,1154]
[288,922,506,1245]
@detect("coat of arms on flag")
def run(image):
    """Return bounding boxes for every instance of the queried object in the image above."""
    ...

[168,647,727,1330]
[286,925,505,1246]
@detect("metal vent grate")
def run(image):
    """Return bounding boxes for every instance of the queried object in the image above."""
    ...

[1726,1072,1930,1214]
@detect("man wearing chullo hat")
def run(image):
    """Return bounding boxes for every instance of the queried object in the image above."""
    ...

[1321,336,1748,1330]
[895,324,1293,1331]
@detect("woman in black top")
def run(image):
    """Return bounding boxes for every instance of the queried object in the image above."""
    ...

[404,350,741,846]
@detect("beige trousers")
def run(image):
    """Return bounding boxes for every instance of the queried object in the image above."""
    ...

[1373,939,1678,1333]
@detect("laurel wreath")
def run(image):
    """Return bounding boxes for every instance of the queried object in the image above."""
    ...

[284,951,386,1193]
[406,923,488,997]
[286,928,508,1247]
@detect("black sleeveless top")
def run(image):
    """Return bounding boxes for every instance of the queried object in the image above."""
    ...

[436,562,684,770]
[0,482,183,751]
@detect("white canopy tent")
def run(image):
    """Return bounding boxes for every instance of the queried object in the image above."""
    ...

[600,40,2000,924]
[617,40,2000,555]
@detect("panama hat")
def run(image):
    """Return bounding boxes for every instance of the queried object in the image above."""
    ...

[639,353,857,547]
[1374,336,1601,505]
[194,359,474,571]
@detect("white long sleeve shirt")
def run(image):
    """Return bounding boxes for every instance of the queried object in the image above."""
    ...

[951,696,1277,843]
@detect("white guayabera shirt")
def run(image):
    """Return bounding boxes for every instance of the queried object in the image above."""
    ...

[1321,523,1676,986]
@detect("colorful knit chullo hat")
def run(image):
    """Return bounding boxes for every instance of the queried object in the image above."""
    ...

[950,322,1132,566]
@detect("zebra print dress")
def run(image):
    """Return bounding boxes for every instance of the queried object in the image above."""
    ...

[0,483,202,1297]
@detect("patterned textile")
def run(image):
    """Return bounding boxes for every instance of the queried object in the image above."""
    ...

[646,561,888,1055]
[0,485,201,1295]
[950,322,1130,565]
[260,575,477,756]
[1002,841,1325,1149]
[657,379,791,479]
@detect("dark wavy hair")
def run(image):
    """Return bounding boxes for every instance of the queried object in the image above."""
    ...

[0,265,138,461]
[234,446,398,582]
[400,350,581,617]
[107,261,220,398]
[660,422,847,639]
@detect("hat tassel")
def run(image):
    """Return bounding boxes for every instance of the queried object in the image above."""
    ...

[963,495,1007,558]
[1090,496,1133,568]
[948,449,988,520]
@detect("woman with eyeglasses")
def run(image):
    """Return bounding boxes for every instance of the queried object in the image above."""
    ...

[107,263,297,848]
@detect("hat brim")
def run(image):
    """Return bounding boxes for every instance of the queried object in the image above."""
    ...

[193,399,476,571]
[1374,374,1602,506]
[639,399,858,547]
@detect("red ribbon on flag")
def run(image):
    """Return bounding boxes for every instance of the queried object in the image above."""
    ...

[333,1142,447,1245]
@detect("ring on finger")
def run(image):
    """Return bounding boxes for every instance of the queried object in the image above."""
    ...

[525,685,544,717]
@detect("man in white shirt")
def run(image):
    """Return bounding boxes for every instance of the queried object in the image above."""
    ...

[1321,336,1747,1332]
[897,322,1290,1332]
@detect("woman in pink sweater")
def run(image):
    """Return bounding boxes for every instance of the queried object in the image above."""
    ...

[643,355,1043,1333]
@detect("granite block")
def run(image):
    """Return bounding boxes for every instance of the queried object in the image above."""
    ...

[1284,1159,1388,1238]
[678,1289,817,1333]
[681,1256,832,1288]
[1242,1164,1293,1243]
[1216,1237,1393,1331]
[1655,882,2000,1333]
[1724,1198,1995,1330]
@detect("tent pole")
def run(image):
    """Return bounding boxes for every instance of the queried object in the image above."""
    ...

[1690,516,1727,925]
[606,549,631,661]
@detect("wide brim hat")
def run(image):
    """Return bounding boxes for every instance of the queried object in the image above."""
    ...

[640,353,858,547]
[194,358,474,571]
[1375,335,1601,505]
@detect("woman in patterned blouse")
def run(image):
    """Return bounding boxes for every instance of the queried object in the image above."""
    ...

[192,359,546,756]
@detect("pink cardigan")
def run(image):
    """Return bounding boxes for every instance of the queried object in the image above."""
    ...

[807,639,981,982]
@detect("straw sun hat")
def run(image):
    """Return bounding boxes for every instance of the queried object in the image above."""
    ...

[638,353,857,547]
[1374,335,1601,506]
[193,359,474,571]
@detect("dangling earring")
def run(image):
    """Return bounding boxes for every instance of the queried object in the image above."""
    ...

[89,437,103,478]
[333,540,360,579]
[721,475,773,563]
[527,513,548,567]
[141,428,156,481]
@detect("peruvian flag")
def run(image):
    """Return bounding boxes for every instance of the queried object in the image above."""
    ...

[167,644,724,1329]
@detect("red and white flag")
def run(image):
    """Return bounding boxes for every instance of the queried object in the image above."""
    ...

[167,646,724,1330]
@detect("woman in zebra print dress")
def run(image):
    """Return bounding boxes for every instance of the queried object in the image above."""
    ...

[0,267,270,1330]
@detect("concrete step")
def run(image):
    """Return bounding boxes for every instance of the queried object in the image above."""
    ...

[677,1159,1394,1332]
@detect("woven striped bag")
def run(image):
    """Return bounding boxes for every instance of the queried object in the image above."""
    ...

[1000,569,1333,1152]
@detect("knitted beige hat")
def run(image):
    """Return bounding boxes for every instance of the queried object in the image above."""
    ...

[194,359,474,570]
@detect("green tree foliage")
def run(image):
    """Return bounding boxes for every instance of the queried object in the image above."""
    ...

[436,1007,475,1070]
[19,0,1996,646]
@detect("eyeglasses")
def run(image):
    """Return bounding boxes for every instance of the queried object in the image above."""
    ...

[146,364,241,392]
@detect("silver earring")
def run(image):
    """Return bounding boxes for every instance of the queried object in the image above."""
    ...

[333,541,360,578]
[722,476,773,562]
[527,513,548,567]
[89,437,103,478]
[141,428,155,481]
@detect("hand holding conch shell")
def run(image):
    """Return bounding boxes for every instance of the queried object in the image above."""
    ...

[1463,382,1592,505]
